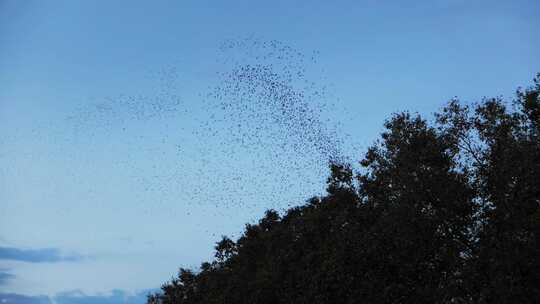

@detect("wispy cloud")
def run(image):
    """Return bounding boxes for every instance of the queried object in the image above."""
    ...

[0,247,84,263]
[0,269,15,286]
[0,293,51,304]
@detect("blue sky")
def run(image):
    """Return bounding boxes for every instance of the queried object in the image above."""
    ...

[1,0,539,303]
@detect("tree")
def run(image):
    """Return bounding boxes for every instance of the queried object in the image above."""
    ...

[436,76,540,303]
[149,74,540,304]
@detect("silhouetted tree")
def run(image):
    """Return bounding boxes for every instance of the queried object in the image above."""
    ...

[149,74,540,304]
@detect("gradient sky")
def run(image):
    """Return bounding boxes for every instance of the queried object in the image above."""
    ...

[1,0,539,303]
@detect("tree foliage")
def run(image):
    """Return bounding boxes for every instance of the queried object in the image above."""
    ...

[148,74,540,304]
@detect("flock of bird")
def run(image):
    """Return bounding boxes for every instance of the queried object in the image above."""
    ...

[213,40,345,162]
[195,38,349,214]
[6,38,354,232]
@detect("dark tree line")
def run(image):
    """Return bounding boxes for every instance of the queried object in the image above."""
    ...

[149,75,540,304]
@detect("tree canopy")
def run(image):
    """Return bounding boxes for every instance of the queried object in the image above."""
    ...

[148,74,540,304]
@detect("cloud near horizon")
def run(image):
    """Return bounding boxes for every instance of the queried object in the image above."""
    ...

[0,247,85,263]
[0,289,157,304]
